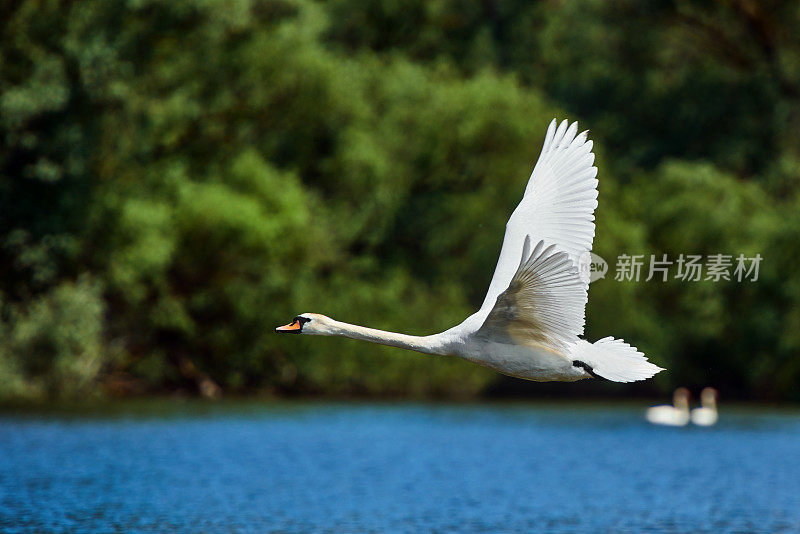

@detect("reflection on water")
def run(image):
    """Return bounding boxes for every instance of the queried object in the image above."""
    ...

[1,401,799,532]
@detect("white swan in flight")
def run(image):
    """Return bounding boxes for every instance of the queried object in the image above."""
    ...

[691,387,719,426]
[277,119,664,383]
[646,388,691,426]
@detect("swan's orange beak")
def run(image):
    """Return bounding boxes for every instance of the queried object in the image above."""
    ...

[276,320,302,333]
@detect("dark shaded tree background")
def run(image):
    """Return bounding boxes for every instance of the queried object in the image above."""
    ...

[1,0,798,401]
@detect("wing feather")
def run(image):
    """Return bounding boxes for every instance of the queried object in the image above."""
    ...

[479,119,598,336]
[478,239,587,351]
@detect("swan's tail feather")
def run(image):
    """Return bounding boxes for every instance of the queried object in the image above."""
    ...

[570,337,664,383]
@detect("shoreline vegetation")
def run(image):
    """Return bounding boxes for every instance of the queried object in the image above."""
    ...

[2,395,800,418]
[2,0,800,403]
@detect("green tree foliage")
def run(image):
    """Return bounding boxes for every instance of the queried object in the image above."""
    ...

[1,0,798,400]
[325,0,800,174]
[0,277,105,400]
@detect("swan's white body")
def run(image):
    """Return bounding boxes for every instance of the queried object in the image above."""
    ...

[646,388,691,426]
[691,388,719,426]
[278,119,664,383]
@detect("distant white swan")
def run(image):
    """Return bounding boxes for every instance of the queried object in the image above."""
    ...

[691,387,719,426]
[646,388,691,426]
[277,119,664,383]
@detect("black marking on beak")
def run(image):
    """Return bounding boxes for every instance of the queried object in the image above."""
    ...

[275,316,310,334]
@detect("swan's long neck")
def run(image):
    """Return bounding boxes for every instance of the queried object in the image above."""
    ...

[325,319,452,355]
[672,388,691,413]
[702,396,717,411]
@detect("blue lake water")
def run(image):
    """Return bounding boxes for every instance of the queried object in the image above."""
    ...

[1,401,799,533]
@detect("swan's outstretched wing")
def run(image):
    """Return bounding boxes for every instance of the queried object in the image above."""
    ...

[478,239,586,351]
[480,119,598,328]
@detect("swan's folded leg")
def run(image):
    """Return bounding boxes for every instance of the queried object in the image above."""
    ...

[569,337,664,383]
